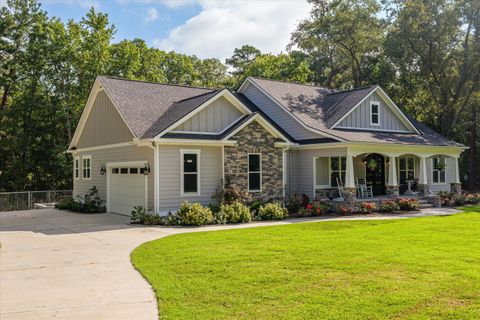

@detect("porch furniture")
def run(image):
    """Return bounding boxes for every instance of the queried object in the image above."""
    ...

[334,177,344,201]
[357,178,374,198]
[404,179,416,196]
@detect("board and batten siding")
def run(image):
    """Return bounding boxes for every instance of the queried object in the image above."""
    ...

[242,83,323,140]
[173,97,243,133]
[157,145,222,213]
[336,92,410,132]
[427,157,454,193]
[73,144,155,210]
[77,90,134,148]
[292,147,348,198]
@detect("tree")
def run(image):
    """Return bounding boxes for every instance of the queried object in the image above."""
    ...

[290,0,386,88]
[225,45,261,75]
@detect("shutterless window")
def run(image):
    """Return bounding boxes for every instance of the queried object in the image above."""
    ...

[330,156,346,187]
[183,152,199,194]
[82,156,91,179]
[371,102,380,125]
[248,154,261,192]
[399,156,415,185]
[432,157,446,183]
[74,157,79,180]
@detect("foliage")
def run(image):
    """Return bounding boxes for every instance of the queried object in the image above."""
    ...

[379,200,400,212]
[175,201,213,226]
[219,201,252,223]
[438,191,454,206]
[54,198,80,211]
[212,179,252,205]
[359,202,376,214]
[298,200,330,216]
[397,198,420,211]
[79,186,106,213]
[258,202,289,220]
[132,209,480,319]
[249,200,265,217]
[285,193,303,214]
[335,204,353,215]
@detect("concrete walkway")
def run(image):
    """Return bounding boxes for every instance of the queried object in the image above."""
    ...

[0,207,461,319]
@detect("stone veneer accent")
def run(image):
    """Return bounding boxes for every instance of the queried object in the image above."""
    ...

[224,121,283,201]
[450,182,462,195]
[386,185,400,196]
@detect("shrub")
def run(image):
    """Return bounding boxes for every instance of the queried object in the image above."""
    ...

[258,202,288,220]
[131,206,148,224]
[80,186,106,213]
[335,204,353,215]
[176,202,213,226]
[212,178,251,205]
[55,198,80,211]
[220,201,252,223]
[249,201,265,215]
[438,191,454,206]
[298,201,330,216]
[359,202,376,214]
[397,198,420,211]
[143,214,163,225]
[380,200,400,212]
[464,193,480,204]
[454,196,465,206]
[286,193,303,214]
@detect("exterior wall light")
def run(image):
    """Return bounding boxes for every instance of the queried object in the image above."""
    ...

[143,164,150,175]
[100,165,106,175]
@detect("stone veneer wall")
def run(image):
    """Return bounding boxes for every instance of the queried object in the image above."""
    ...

[224,121,283,201]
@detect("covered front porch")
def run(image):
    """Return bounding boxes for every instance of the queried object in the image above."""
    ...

[310,144,462,202]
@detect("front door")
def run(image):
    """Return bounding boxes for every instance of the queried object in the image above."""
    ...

[365,153,385,196]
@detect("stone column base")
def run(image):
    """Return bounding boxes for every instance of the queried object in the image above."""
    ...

[416,184,429,197]
[343,187,357,205]
[450,183,462,195]
[386,185,399,196]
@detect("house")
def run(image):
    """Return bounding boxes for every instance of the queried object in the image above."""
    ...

[68,76,466,215]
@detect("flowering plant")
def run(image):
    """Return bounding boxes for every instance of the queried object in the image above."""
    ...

[359,202,376,214]
[397,198,419,211]
[380,200,400,212]
[336,204,352,215]
[298,200,330,216]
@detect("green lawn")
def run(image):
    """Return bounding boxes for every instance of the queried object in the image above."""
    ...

[131,207,480,319]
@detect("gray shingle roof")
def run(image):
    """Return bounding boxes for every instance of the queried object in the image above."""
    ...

[248,77,463,147]
[98,76,215,138]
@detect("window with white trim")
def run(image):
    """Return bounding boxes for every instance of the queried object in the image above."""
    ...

[181,150,200,195]
[370,101,380,125]
[74,157,80,180]
[248,153,261,192]
[399,156,415,185]
[330,156,346,187]
[82,156,91,179]
[432,157,446,183]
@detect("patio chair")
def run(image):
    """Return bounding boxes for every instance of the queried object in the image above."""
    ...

[357,178,373,198]
[334,177,345,201]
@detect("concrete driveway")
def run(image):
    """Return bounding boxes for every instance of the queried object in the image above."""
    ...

[0,207,461,319]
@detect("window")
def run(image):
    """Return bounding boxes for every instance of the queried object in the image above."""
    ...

[432,157,446,183]
[120,168,128,174]
[181,150,200,195]
[82,156,91,179]
[399,156,415,185]
[330,156,346,187]
[370,101,380,126]
[130,168,138,174]
[112,168,119,174]
[74,157,79,180]
[248,154,261,192]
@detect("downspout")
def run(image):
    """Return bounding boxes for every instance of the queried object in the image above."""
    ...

[146,141,159,214]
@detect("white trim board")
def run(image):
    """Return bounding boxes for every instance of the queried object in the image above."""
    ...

[180,149,201,197]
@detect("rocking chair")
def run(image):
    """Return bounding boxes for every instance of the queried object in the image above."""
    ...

[334,177,345,201]
[357,178,373,198]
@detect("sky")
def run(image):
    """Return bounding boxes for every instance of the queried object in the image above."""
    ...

[30,0,312,61]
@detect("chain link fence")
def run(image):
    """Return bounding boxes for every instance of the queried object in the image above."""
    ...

[0,190,73,212]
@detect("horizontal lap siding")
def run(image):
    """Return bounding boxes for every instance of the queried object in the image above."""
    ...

[427,157,453,193]
[73,145,155,210]
[243,84,322,140]
[337,92,410,132]
[158,145,222,213]
[77,91,134,148]
[173,97,243,133]
[292,147,347,198]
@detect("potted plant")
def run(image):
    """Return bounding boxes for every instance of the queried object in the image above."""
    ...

[367,159,378,171]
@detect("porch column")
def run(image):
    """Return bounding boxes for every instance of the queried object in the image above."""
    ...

[451,156,461,195]
[418,156,429,196]
[343,153,356,204]
[386,156,399,196]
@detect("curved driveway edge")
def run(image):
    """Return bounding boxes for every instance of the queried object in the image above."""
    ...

[0,207,461,319]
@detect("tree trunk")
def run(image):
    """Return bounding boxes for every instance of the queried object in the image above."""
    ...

[1,85,9,109]
[468,104,478,191]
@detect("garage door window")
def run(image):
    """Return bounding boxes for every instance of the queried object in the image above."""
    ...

[181,150,200,196]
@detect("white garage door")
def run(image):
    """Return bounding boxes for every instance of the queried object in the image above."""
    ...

[109,167,146,215]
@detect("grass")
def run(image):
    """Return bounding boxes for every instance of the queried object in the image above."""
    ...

[131,206,480,319]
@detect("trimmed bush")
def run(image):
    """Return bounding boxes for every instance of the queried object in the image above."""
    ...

[176,202,213,226]
[258,202,289,220]
[380,200,400,212]
[55,198,80,211]
[249,201,265,215]
[220,201,252,223]
[298,201,330,216]
[397,198,420,211]
[359,202,376,214]
[286,193,303,214]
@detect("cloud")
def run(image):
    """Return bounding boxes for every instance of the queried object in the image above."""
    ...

[153,0,311,60]
[146,7,159,22]
[0,0,7,8]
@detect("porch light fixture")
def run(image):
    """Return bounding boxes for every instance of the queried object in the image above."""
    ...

[362,158,367,165]
[143,164,150,175]
[100,165,106,175]
[386,158,390,166]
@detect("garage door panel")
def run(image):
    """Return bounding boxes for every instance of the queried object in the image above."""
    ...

[109,168,146,215]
